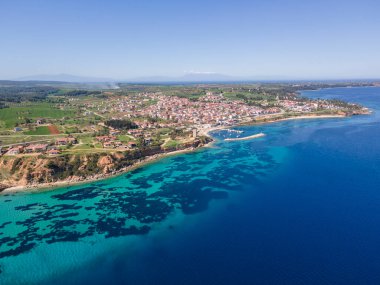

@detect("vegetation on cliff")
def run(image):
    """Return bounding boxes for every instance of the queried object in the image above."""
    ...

[0,138,211,188]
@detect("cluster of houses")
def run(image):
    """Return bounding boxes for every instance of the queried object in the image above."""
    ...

[62,90,353,150]
[2,136,78,156]
[55,137,78,146]
[96,136,137,149]
[80,93,155,117]
[277,99,349,113]
[139,94,269,126]
[3,144,58,156]
[278,100,319,112]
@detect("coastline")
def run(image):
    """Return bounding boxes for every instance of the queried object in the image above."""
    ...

[267,114,346,122]
[0,112,364,194]
[1,146,204,194]
[239,113,347,126]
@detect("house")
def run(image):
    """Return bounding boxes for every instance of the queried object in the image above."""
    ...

[56,137,78,146]
[47,149,61,156]
[6,146,24,155]
[118,144,129,150]
[128,142,137,148]
[6,148,20,155]
[24,144,48,153]
[110,130,121,136]
[96,136,116,142]
[36,118,45,125]
[103,141,114,148]
[127,129,143,136]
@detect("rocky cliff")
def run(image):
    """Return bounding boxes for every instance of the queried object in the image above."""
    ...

[0,138,211,189]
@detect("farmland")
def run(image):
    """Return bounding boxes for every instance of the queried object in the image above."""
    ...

[0,102,76,129]
[24,126,52,135]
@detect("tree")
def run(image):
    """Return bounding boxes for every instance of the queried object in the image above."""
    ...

[147,116,158,123]
[136,136,145,149]
[105,119,138,130]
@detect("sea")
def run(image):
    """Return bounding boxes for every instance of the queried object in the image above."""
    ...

[1,86,380,285]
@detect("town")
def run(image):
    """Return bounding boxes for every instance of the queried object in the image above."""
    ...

[0,83,369,158]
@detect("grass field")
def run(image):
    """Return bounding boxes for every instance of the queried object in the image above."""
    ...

[79,136,95,144]
[0,103,76,129]
[72,144,94,150]
[0,135,64,146]
[24,126,52,135]
[118,135,134,143]
[164,139,180,148]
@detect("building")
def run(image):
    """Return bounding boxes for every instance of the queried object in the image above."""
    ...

[56,137,78,146]
[128,142,137,148]
[47,149,61,156]
[6,146,24,155]
[36,118,45,125]
[103,141,114,148]
[24,144,48,153]
[96,136,116,142]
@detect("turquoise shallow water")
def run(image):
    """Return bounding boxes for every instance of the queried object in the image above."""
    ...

[1,87,380,284]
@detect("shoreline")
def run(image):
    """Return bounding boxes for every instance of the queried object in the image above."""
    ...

[1,146,204,194]
[241,113,347,125]
[265,114,346,123]
[202,113,349,135]
[1,112,365,194]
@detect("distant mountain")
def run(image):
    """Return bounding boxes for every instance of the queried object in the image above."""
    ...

[127,73,241,83]
[180,72,236,82]
[16,74,115,83]
[126,76,178,83]
[13,73,309,84]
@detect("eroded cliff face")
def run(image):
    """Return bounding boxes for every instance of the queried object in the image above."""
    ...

[0,138,211,189]
[0,157,47,187]
[0,154,120,187]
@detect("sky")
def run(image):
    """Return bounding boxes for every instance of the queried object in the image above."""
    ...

[1,0,380,80]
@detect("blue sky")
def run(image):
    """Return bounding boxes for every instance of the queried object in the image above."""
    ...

[1,0,379,80]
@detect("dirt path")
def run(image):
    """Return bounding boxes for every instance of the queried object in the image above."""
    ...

[48,125,60,134]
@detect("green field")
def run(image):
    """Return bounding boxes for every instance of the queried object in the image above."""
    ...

[118,135,134,143]
[72,144,94,150]
[24,126,52,135]
[164,139,180,148]
[0,103,76,129]
[0,135,61,146]
[79,136,94,144]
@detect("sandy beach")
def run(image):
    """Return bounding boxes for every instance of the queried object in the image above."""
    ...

[275,114,346,122]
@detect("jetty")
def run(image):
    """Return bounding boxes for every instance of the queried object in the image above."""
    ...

[224,133,265,141]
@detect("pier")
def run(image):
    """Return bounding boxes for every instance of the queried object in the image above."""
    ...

[224,133,265,141]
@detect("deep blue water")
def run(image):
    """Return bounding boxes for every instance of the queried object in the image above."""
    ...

[1,87,380,284]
